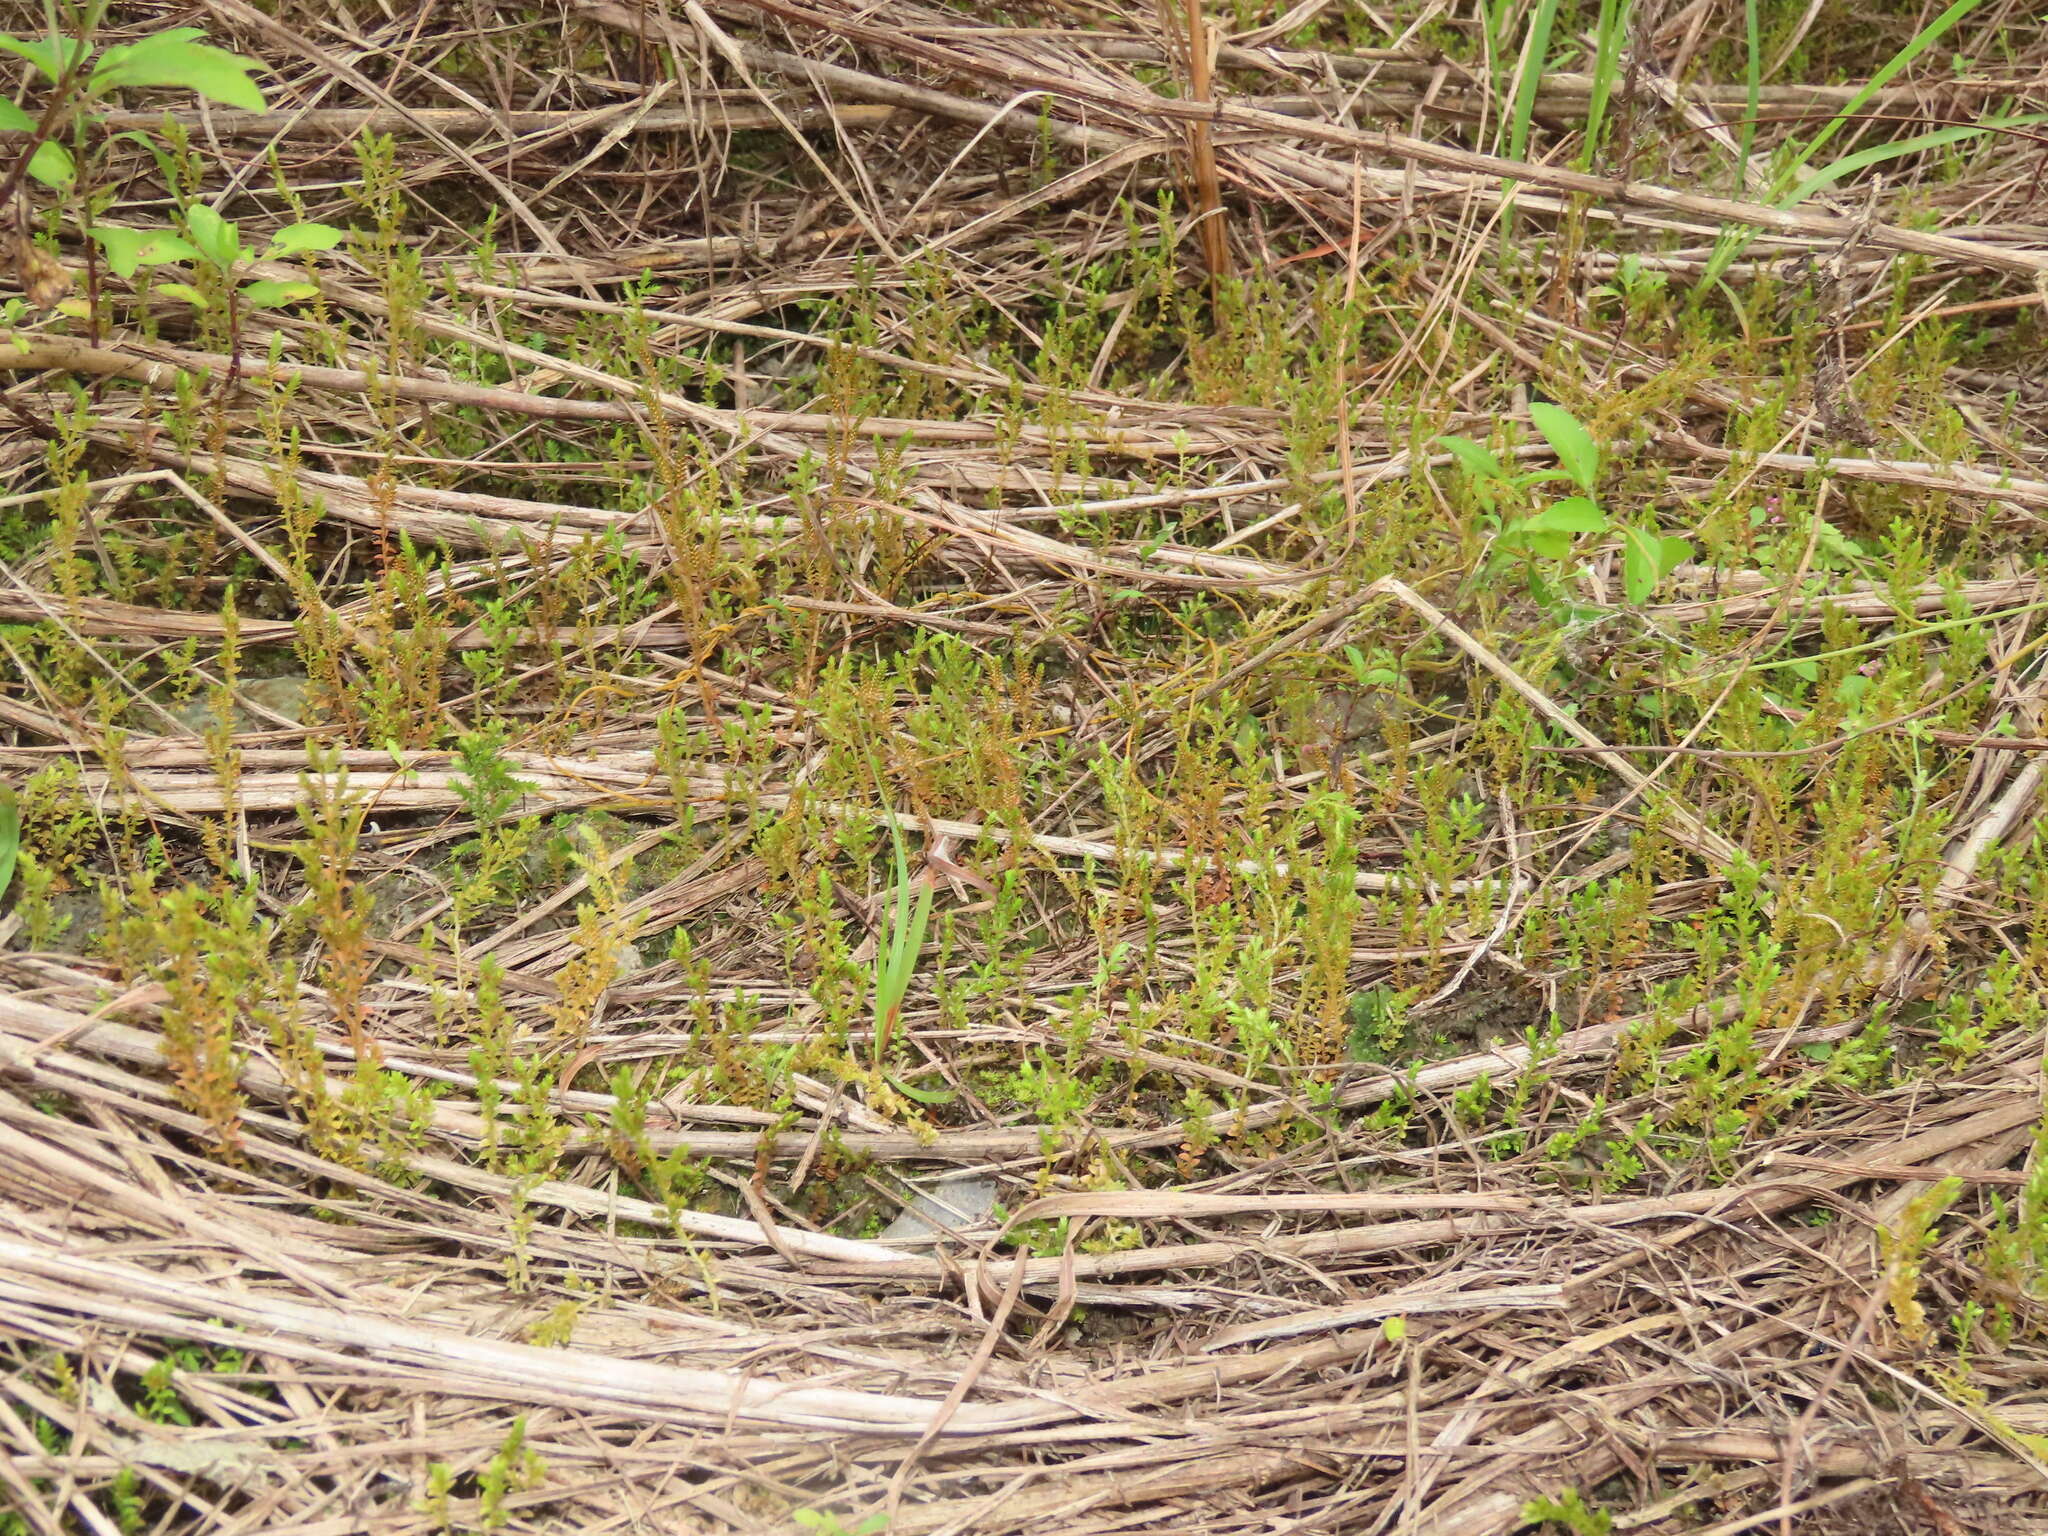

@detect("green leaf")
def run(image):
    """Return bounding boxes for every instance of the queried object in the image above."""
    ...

[24,140,73,189]
[886,1074,957,1107]
[1812,519,1867,568]
[112,128,184,185]
[0,33,81,84]
[1381,1315,1408,1344]
[0,783,17,904]
[91,39,266,112]
[1501,524,1573,560]
[263,222,346,257]
[1436,434,1507,483]
[1620,529,1656,605]
[183,204,240,268]
[1529,403,1599,492]
[91,225,199,279]
[1342,644,1399,690]
[1523,497,1607,535]
[1620,527,1691,604]
[152,281,211,307]
[239,279,319,308]
[0,99,30,132]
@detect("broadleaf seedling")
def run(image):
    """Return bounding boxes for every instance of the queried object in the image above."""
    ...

[1,5,352,327]
[1438,404,1692,606]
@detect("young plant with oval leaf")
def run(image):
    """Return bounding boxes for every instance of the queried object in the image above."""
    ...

[1439,402,1690,608]
[1,3,347,331]
[0,11,267,202]
[120,202,346,314]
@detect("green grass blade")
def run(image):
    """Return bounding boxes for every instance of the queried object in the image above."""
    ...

[1782,113,2048,206]
[1700,0,1987,291]
[0,784,16,904]
[1795,0,1984,170]
[864,748,936,1066]
[1737,0,1760,189]
[1507,0,1563,166]
[1579,0,1628,170]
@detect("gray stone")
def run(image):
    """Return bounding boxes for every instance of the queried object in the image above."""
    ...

[878,1176,999,1244]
